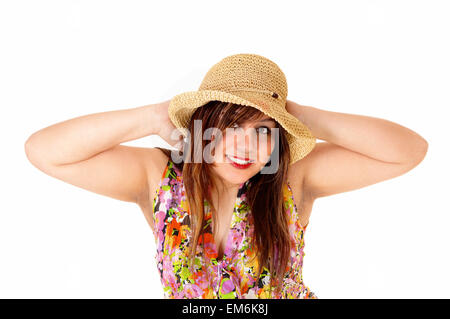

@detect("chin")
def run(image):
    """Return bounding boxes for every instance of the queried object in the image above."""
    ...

[215,170,247,184]
[212,158,263,181]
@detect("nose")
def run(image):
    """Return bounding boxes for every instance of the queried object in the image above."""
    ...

[232,127,259,158]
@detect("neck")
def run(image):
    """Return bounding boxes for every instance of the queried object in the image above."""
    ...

[208,175,241,205]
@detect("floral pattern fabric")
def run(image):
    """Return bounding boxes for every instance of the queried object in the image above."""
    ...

[151,158,317,299]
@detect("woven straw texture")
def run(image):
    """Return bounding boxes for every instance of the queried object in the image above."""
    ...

[168,53,316,164]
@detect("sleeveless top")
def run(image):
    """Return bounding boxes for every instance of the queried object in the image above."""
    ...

[151,158,317,299]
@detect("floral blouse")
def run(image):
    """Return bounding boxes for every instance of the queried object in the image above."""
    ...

[151,158,317,299]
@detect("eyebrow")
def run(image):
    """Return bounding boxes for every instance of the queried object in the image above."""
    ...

[258,118,277,123]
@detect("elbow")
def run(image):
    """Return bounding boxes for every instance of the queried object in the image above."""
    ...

[24,135,34,159]
[408,137,428,166]
[417,137,428,161]
[24,134,46,168]
[24,135,38,165]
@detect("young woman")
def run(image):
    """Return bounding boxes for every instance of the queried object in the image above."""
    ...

[24,54,428,299]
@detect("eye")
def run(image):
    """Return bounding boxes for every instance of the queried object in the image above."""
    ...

[257,126,270,134]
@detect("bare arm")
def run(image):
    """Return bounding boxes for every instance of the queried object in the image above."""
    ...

[286,100,428,199]
[24,100,178,204]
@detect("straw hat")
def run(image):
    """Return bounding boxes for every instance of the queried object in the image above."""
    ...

[168,53,316,165]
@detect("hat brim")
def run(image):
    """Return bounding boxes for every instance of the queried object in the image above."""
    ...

[168,89,316,164]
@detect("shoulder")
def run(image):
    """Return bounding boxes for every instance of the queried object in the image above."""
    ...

[136,148,171,210]
[142,150,185,205]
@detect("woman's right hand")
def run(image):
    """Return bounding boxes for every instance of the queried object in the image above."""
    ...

[156,99,185,151]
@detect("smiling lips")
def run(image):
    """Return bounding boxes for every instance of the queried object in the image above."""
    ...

[226,154,254,163]
[226,154,255,169]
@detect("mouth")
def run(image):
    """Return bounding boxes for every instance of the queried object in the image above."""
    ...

[226,154,255,169]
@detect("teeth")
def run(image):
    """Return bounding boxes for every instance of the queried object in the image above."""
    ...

[227,155,253,165]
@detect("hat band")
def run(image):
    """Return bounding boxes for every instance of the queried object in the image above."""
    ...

[228,87,279,99]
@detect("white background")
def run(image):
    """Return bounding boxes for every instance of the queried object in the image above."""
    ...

[1,0,448,298]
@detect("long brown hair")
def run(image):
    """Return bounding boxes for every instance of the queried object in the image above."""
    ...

[156,100,291,297]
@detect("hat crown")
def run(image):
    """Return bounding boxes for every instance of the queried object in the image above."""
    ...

[198,53,288,103]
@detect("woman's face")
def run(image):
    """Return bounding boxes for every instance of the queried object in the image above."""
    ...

[209,115,278,187]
